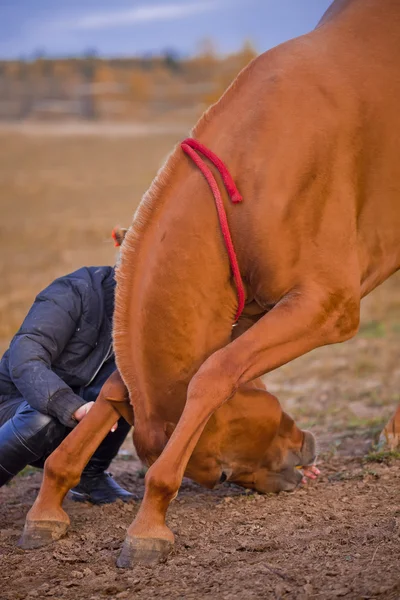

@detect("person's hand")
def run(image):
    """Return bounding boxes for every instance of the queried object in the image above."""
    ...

[301,465,320,484]
[73,402,94,422]
[73,401,118,432]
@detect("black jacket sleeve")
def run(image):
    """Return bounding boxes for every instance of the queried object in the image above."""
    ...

[8,278,87,428]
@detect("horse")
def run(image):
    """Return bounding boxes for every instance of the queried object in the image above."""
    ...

[20,0,400,567]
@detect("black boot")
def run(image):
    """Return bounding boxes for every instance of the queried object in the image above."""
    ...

[0,401,66,486]
[70,417,134,504]
[70,471,134,504]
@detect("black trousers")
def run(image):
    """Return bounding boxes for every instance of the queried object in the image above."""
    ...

[0,360,131,487]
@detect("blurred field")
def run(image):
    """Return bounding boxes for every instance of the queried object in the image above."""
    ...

[0,127,399,599]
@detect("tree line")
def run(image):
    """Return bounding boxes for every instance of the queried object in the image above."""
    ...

[0,42,257,121]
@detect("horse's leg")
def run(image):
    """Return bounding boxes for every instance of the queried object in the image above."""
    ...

[117,288,359,566]
[19,371,133,549]
[379,404,400,450]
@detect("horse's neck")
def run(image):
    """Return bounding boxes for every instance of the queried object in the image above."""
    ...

[115,157,238,428]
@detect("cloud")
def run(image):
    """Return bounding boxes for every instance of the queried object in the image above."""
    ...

[62,1,224,31]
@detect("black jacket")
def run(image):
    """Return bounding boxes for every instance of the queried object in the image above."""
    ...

[0,267,116,428]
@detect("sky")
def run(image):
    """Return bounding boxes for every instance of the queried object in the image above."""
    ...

[0,0,333,60]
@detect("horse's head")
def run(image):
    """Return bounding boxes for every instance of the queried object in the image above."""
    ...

[185,387,317,493]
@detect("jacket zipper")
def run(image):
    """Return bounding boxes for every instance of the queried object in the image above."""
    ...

[84,342,113,387]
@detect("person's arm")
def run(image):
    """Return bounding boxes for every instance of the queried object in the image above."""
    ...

[8,278,88,428]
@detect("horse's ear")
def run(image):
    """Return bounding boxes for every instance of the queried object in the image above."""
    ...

[164,421,176,439]
[112,226,128,247]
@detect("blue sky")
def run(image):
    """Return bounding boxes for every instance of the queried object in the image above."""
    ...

[0,0,333,59]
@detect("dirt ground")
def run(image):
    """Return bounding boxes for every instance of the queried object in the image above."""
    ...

[0,127,399,600]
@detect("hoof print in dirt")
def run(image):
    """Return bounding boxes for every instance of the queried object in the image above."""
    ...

[116,536,173,568]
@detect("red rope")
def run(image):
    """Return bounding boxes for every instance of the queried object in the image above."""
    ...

[181,138,245,321]
[111,227,120,247]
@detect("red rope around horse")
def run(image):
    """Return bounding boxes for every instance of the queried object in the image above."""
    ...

[181,138,245,322]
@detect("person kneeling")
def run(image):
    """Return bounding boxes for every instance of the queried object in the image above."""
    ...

[0,264,133,504]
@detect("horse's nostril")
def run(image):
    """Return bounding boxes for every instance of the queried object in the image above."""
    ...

[219,471,228,483]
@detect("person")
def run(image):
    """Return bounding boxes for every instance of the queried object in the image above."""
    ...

[0,256,134,504]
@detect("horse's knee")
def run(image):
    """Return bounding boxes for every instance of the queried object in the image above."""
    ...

[43,420,85,489]
[144,465,180,504]
[44,449,82,489]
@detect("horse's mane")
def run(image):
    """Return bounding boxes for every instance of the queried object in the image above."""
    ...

[113,145,180,382]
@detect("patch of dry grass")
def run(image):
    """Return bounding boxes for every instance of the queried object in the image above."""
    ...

[0,129,185,349]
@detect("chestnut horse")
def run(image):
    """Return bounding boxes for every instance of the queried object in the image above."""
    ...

[20,0,399,566]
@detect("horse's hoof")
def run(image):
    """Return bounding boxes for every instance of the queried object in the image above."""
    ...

[116,536,173,568]
[378,430,400,451]
[18,520,69,550]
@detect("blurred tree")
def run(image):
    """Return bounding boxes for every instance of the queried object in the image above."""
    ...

[197,37,218,62]
[0,62,7,119]
[140,52,155,71]
[163,48,181,73]
[80,49,98,119]
[94,61,120,119]
[31,50,54,111]
[84,48,99,60]
[194,37,218,87]
[236,39,257,69]
[128,69,151,103]
[0,42,259,123]
[203,39,258,107]
[17,61,33,119]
